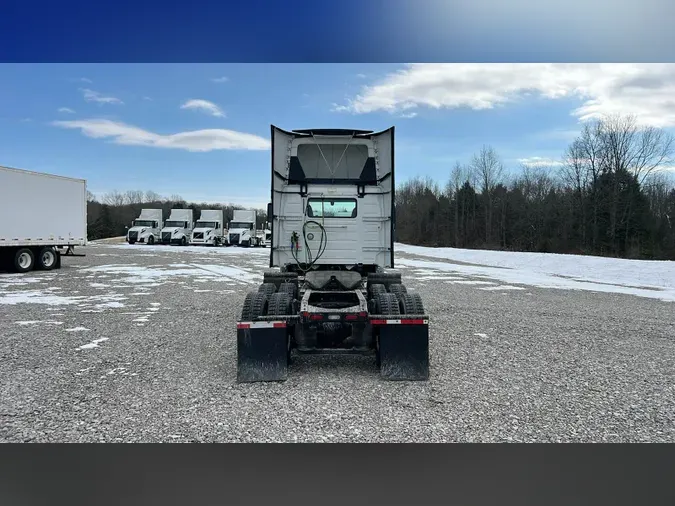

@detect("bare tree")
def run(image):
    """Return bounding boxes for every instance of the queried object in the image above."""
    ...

[124,190,145,204]
[144,190,162,202]
[86,190,97,203]
[102,190,125,206]
[470,145,504,243]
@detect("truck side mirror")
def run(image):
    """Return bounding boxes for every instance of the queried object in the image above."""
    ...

[267,202,273,222]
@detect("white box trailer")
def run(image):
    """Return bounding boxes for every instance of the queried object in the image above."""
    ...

[0,165,87,273]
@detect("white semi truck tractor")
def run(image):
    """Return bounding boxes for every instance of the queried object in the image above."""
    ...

[226,209,262,247]
[0,165,87,273]
[160,208,194,245]
[236,126,430,383]
[191,209,224,246]
[126,208,163,245]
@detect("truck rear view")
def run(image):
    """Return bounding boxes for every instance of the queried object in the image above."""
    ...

[236,126,429,383]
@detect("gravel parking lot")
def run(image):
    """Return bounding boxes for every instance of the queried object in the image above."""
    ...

[1,243,674,442]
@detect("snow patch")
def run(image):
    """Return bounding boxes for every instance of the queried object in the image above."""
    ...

[66,326,90,332]
[78,337,109,350]
[480,285,525,291]
[396,245,675,302]
[15,320,64,326]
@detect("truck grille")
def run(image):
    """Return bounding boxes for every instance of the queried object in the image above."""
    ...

[193,232,204,240]
[162,232,172,242]
[128,231,138,241]
[230,233,240,243]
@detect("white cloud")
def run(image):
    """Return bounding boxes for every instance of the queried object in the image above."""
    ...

[518,157,564,168]
[52,119,269,152]
[80,88,123,105]
[399,112,418,119]
[335,64,675,127]
[180,99,225,118]
[211,76,229,83]
[142,96,152,101]
[356,74,367,79]
[58,107,76,114]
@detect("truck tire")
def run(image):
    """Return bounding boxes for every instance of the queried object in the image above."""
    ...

[37,247,57,270]
[388,283,407,301]
[369,283,387,298]
[181,237,187,246]
[400,293,425,315]
[258,282,277,298]
[263,270,299,288]
[147,236,155,245]
[241,291,269,321]
[14,248,35,273]
[278,282,298,300]
[267,293,292,316]
[374,293,401,316]
[367,272,401,290]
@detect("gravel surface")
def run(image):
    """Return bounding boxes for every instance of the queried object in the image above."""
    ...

[1,243,674,442]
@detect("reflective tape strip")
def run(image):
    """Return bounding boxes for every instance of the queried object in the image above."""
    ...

[370,319,428,325]
[237,321,287,329]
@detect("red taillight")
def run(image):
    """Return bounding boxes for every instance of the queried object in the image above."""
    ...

[345,314,357,321]
[309,314,323,321]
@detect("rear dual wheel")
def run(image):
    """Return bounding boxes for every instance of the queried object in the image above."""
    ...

[12,246,57,273]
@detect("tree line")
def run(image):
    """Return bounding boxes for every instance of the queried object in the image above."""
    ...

[86,113,675,260]
[395,114,675,260]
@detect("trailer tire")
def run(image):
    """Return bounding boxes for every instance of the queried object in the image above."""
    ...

[388,283,407,301]
[374,293,401,316]
[400,293,425,315]
[267,293,292,316]
[369,283,387,298]
[258,282,277,298]
[14,248,35,273]
[37,247,57,270]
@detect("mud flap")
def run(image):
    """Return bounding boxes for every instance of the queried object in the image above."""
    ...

[236,321,288,383]
[374,318,429,381]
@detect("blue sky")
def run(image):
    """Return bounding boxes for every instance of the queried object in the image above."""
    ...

[2,63,674,208]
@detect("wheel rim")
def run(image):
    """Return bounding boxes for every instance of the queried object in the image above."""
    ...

[18,252,31,269]
[42,250,55,267]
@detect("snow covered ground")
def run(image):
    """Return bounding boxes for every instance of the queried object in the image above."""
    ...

[396,243,675,302]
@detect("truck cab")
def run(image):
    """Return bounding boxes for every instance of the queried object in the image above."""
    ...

[161,209,194,246]
[227,209,260,247]
[127,209,163,245]
[191,209,224,246]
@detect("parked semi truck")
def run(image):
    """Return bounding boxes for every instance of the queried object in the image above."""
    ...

[126,209,163,245]
[226,209,262,247]
[236,126,430,383]
[161,208,194,245]
[191,209,224,246]
[0,165,87,273]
